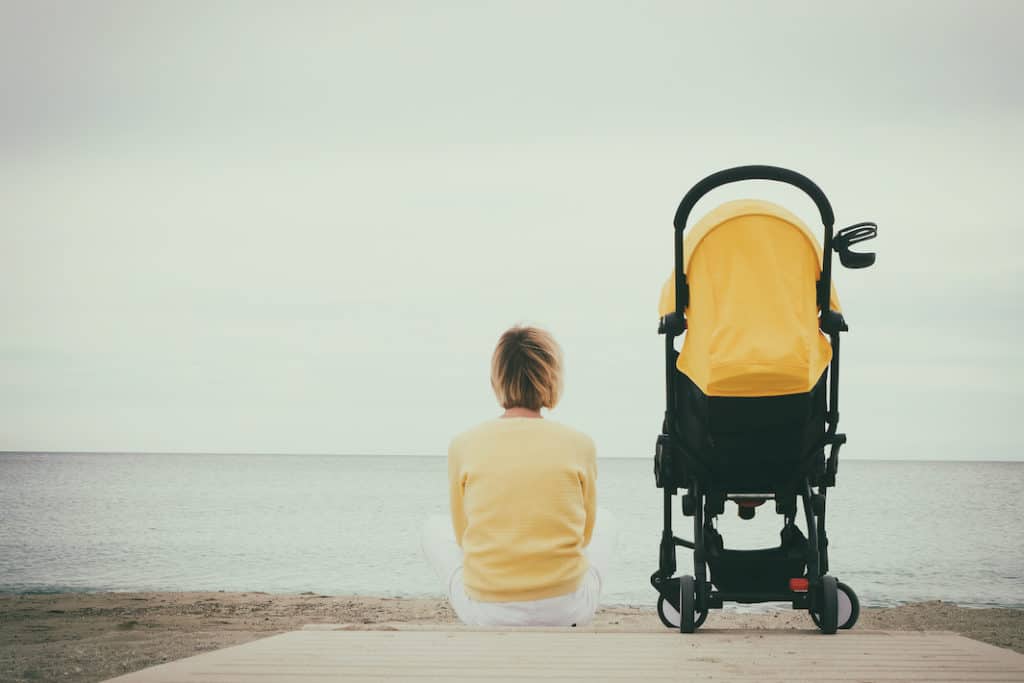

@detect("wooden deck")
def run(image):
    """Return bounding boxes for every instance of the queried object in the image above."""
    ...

[105,628,1024,682]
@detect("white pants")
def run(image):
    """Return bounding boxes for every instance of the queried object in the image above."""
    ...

[421,508,617,627]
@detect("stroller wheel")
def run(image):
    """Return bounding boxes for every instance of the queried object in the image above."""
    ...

[813,575,839,634]
[656,595,677,629]
[810,579,859,631]
[657,593,709,630]
[836,581,860,629]
[679,575,696,633]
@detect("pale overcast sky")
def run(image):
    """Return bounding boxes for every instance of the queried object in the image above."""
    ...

[2,1,1022,459]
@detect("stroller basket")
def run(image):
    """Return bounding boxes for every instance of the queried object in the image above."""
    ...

[706,525,808,595]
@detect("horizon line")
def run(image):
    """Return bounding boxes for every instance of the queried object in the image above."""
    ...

[1,450,1021,464]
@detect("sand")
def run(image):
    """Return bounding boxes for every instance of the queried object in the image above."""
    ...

[1,592,1021,683]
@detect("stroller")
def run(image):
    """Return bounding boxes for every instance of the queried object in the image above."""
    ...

[651,165,878,634]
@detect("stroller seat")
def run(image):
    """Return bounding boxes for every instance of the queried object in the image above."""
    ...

[650,166,878,635]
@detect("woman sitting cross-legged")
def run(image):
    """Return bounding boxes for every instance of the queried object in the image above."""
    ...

[421,325,615,626]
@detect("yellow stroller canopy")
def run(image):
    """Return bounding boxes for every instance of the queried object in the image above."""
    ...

[658,199,841,398]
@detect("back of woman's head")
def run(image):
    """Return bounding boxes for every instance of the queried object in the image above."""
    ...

[490,326,563,411]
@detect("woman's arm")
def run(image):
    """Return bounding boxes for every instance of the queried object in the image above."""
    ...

[581,443,597,547]
[447,446,468,547]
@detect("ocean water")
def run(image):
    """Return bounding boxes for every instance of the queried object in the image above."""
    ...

[0,453,1021,609]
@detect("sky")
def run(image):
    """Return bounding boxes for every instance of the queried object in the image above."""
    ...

[2,1,1022,460]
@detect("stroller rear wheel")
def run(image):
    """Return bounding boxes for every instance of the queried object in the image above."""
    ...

[810,580,859,631]
[836,581,860,629]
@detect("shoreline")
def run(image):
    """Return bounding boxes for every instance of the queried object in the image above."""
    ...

[2,592,1022,683]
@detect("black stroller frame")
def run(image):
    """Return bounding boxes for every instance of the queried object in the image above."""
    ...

[651,165,877,634]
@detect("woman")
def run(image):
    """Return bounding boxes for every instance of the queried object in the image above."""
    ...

[421,325,613,626]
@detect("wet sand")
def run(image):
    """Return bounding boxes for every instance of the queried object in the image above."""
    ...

[1,592,1021,683]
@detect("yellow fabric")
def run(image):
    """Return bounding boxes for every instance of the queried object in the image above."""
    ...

[658,199,841,397]
[448,418,597,603]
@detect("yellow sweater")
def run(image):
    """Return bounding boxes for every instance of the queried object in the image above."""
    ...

[448,418,597,602]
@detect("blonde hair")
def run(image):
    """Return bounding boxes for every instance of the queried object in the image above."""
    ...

[490,326,563,411]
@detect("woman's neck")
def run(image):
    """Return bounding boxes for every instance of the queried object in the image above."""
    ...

[501,407,543,419]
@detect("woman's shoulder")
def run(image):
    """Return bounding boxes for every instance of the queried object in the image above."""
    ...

[450,418,594,453]
[538,419,596,451]
[449,418,515,454]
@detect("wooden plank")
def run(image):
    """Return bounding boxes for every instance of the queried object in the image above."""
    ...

[104,630,1024,682]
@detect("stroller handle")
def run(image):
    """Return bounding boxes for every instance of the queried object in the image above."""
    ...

[673,165,835,231]
[672,165,837,315]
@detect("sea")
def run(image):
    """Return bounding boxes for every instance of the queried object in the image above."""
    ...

[1,453,1021,609]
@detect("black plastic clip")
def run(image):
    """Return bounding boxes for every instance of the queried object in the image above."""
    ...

[823,433,846,487]
[820,310,848,334]
[658,312,687,336]
[654,435,670,488]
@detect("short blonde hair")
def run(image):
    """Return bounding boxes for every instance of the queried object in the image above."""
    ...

[490,326,563,411]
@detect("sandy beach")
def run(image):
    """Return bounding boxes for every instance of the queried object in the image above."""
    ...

[0,593,1020,683]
